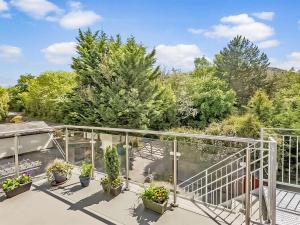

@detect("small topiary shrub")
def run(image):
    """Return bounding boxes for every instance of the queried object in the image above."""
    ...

[104,146,120,181]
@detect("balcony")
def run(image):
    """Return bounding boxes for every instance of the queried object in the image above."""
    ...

[0,124,299,225]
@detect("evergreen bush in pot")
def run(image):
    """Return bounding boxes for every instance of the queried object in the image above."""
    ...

[103,146,123,196]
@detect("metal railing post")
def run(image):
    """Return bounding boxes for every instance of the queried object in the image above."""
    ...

[91,129,95,178]
[125,132,129,190]
[172,138,178,207]
[245,145,251,225]
[65,128,69,162]
[259,128,264,222]
[14,135,20,177]
[268,138,277,225]
[205,169,208,203]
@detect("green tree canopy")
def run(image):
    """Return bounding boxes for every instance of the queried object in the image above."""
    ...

[0,87,9,121]
[21,71,77,121]
[8,74,35,112]
[66,30,176,129]
[248,90,273,123]
[215,36,269,105]
[193,56,216,77]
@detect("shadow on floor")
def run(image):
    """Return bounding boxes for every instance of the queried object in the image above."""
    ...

[32,183,117,225]
[129,203,161,225]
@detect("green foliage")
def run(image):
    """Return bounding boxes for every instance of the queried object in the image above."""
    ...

[193,56,216,77]
[206,113,262,138]
[20,71,77,122]
[2,174,31,192]
[8,74,34,112]
[104,146,120,181]
[140,185,169,204]
[67,30,175,129]
[215,36,269,105]
[0,87,9,121]
[183,75,236,128]
[46,159,73,182]
[80,161,93,177]
[111,177,123,188]
[10,115,23,123]
[271,83,300,128]
[248,90,273,123]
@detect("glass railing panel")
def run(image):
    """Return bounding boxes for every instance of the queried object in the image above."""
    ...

[18,129,65,179]
[0,136,16,183]
[128,134,173,189]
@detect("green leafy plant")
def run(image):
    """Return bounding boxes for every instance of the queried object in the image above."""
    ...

[111,177,123,188]
[140,185,169,204]
[46,159,73,181]
[100,176,110,192]
[100,176,109,185]
[80,161,93,177]
[104,146,120,181]
[2,174,32,192]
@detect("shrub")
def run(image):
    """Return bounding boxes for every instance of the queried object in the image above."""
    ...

[206,113,262,138]
[46,159,73,181]
[10,115,23,123]
[0,87,9,121]
[80,161,93,177]
[111,177,123,188]
[2,174,31,192]
[104,146,120,181]
[140,185,169,204]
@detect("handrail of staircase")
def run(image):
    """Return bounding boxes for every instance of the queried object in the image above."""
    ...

[179,142,258,187]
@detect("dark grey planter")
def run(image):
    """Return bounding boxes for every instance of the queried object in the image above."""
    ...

[142,198,168,214]
[5,182,32,198]
[53,172,67,183]
[79,176,91,187]
[110,184,122,196]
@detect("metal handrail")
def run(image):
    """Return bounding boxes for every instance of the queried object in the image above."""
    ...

[179,142,258,187]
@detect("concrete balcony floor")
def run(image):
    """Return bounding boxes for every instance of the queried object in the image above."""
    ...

[0,170,244,225]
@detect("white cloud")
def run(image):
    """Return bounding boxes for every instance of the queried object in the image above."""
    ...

[11,0,62,19]
[0,0,8,11]
[220,13,254,24]
[59,10,101,29]
[0,45,22,62]
[155,44,202,71]
[42,42,76,64]
[257,39,280,49]
[190,13,274,42]
[187,28,204,34]
[0,12,11,18]
[253,12,275,21]
[272,52,300,70]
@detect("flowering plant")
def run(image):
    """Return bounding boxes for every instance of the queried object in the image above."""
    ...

[140,185,169,204]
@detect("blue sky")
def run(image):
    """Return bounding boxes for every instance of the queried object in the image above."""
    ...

[0,0,300,86]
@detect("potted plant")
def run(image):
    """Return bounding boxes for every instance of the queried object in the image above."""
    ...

[2,174,32,198]
[140,185,169,214]
[79,161,93,187]
[100,176,110,192]
[104,146,123,196]
[46,159,73,184]
[110,177,123,196]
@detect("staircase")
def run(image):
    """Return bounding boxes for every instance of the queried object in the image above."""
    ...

[178,141,273,224]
